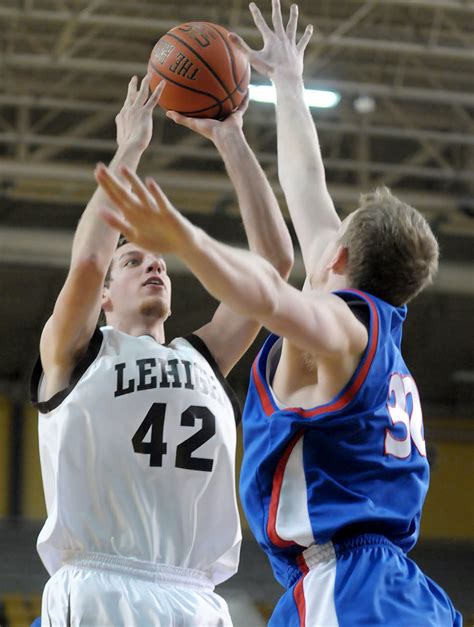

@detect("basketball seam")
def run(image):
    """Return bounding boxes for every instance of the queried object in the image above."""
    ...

[210,24,249,95]
[165,31,233,101]
[207,24,240,89]
[229,71,249,99]
[180,71,249,117]
[176,102,223,116]
[149,61,223,118]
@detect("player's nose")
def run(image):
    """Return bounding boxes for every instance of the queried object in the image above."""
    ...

[146,258,162,273]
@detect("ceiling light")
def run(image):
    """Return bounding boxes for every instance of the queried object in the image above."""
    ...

[249,84,340,108]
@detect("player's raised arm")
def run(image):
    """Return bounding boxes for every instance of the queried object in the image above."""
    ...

[167,94,293,277]
[95,168,366,360]
[40,77,162,396]
[230,0,341,275]
[166,95,294,374]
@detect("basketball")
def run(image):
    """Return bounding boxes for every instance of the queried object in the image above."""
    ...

[148,22,250,119]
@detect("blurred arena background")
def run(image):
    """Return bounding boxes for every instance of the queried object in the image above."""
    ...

[0,0,473,625]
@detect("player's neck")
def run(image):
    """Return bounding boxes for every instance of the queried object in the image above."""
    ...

[106,313,166,344]
[320,272,350,294]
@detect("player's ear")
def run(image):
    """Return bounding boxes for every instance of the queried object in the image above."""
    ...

[328,244,348,275]
[102,286,112,312]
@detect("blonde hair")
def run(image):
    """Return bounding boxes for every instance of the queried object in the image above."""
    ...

[341,187,439,306]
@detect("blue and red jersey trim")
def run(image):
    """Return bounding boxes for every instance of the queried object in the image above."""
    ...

[266,430,305,548]
[259,289,380,550]
[251,289,379,419]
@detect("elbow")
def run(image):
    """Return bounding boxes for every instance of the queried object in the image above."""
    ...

[256,267,283,320]
[275,249,294,280]
[70,254,107,284]
[264,237,294,280]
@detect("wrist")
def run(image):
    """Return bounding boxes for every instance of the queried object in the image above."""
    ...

[272,72,305,91]
[112,142,145,166]
[212,125,245,148]
[178,222,205,262]
[213,127,247,156]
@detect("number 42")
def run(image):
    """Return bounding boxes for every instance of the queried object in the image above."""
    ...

[132,403,216,472]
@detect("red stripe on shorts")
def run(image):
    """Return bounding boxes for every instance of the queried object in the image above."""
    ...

[294,553,310,627]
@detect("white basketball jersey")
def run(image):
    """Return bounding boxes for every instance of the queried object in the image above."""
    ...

[31,326,242,586]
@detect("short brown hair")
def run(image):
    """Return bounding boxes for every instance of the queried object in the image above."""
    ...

[103,235,129,288]
[341,187,439,306]
[99,235,129,326]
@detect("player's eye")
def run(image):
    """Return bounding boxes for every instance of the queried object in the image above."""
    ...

[124,258,139,267]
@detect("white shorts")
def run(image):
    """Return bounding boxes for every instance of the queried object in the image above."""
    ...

[41,553,233,627]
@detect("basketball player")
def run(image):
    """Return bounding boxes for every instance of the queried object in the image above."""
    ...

[94,3,462,624]
[31,74,293,626]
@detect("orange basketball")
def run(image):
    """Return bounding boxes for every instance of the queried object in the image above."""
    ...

[148,22,250,119]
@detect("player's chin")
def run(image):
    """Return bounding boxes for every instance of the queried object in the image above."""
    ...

[139,297,170,320]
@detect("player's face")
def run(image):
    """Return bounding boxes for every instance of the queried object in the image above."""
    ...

[105,243,172,321]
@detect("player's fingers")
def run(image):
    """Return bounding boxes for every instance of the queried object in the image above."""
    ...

[296,24,314,54]
[238,90,250,115]
[249,2,274,40]
[286,4,298,43]
[145,178,173,213]
[98,206,134,239]
[271,0,285,36]
[124,75,138,107]
[166,110,196,130]
[121,166,153,208]
[95,164,138,215]
[136,74,151,105]
[228,32,254,57]
[146,80,165,110]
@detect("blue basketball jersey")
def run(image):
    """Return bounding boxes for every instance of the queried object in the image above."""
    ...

[240,288,430,588]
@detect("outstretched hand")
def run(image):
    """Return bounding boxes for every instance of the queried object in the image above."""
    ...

[165,91,250,142]
[95,164,192,255]
[115,75,165,153]
[228,0,313,80]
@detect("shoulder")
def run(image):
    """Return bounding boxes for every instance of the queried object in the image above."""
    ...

[31,327,105,413]
[307,290,370,358]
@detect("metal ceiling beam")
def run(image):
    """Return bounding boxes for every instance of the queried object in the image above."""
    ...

[0,94,115,114]
[2,104,474,148]
[2,124,471,160]
[0,159,466,214]
[300,0,378,75]
[376,0,474,12]
[325,156,465,183]
[3,53,474,108]
[31,110,112,161]
[380,99,451,170]
[0,148,469,186]
[2,6,474,62]
[0,226,472,294]
[312,79,474,108]
[322,35,474,63]
[0,7,178,33]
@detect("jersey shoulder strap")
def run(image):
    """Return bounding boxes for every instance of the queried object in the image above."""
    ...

[183,334,242,426]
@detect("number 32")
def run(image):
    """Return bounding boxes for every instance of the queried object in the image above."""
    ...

[385,373,426,458]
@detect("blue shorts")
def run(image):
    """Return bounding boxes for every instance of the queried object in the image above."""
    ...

[269,535,462,627]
